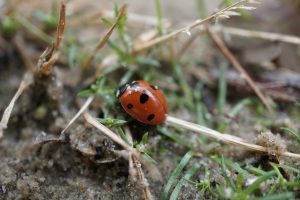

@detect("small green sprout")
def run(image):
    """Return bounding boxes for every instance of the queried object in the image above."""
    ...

[32,2,58,29]
[1,16,18,36]
[97,118,127,128]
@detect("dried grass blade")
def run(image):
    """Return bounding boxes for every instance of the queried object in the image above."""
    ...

[166,115,300,159]
[61,96,94,134]
[132,0,248,54]
[54,1,66,50]
[36,1,66,76]
[82,4,128,70]
[83,111,134,152]
[0,72,33,138]
[213,25,300,45]
[207,28,273,112]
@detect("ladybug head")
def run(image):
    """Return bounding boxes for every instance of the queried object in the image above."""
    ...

[116,81,140,98]
[116,83,129,98]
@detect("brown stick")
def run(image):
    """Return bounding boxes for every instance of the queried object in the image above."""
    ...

[54,1,66,50]
[132,0,249,55]
[37,1,66,76]
[207,28,273,112]
[125,128,153,200]
[81,4,127,70]
[83,112,133,152]
[83,112,162,181]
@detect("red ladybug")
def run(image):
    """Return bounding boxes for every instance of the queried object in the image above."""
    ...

[116,80,168,125]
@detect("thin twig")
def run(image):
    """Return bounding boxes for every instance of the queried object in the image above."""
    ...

[0,72,33,139]
[132,155,153,200]
[213,25,300,45]
[83,112,135,153]
[54,1,66,50]
[37,1,66,76]
[132,0,249,55]
[166,116,300,159]
[126,128,153,200]
[82,4,127,70]
[61,96,94,134]
[84,112,162,181]
[207,28,273,111]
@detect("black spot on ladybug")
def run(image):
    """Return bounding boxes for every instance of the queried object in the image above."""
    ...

[150,85,159,90]
[140,93,149,104]
[116,84,129,97]
[147,114,155,121]
[127,104,133,109]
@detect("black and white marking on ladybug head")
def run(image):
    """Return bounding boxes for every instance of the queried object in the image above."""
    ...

[129,81,140,88]
[116,83,129,97]
[150,85,159,90]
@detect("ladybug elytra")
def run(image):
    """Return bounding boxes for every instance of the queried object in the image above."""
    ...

[117,80,168,125]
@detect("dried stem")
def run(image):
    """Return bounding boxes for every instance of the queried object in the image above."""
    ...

[83,112,135,153]
[84,112,162,180]
[207,28,273,112]
[166,115,300,159]
[213,25,300,45]
[36,1,66,76]
[126,128,153,200]
[132,155,153,200]
[132,0,249,55]
[81,4,127,70]
[61,96,95,134]
[54,1,66,50]
[0,72,33,139]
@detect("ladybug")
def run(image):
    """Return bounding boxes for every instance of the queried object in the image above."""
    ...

[116,80,168,125]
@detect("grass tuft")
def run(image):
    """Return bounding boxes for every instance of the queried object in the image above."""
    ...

[162,151,196,200]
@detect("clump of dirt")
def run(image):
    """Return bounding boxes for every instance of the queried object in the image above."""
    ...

[256,131,287,157]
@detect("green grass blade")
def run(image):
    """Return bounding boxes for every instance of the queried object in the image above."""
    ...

[158,127,190,148]
[217,63,227,115]
[245,166,267,176]
[155,0,163,34]
[15,15,53,44]
[276,163,300,174]
[117,127,131,145]
[244,171,276,195]
[142,152,157,165]
[170,163,200,200]
[162,151,195,200]
[107,39,125,59]
[221,155,236,190]
[223,157,252,179]
[197,0,207,18]
[228,98,252,118]
[284,181,300,188]
[252,192,294,200]
[280,127,300,143]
